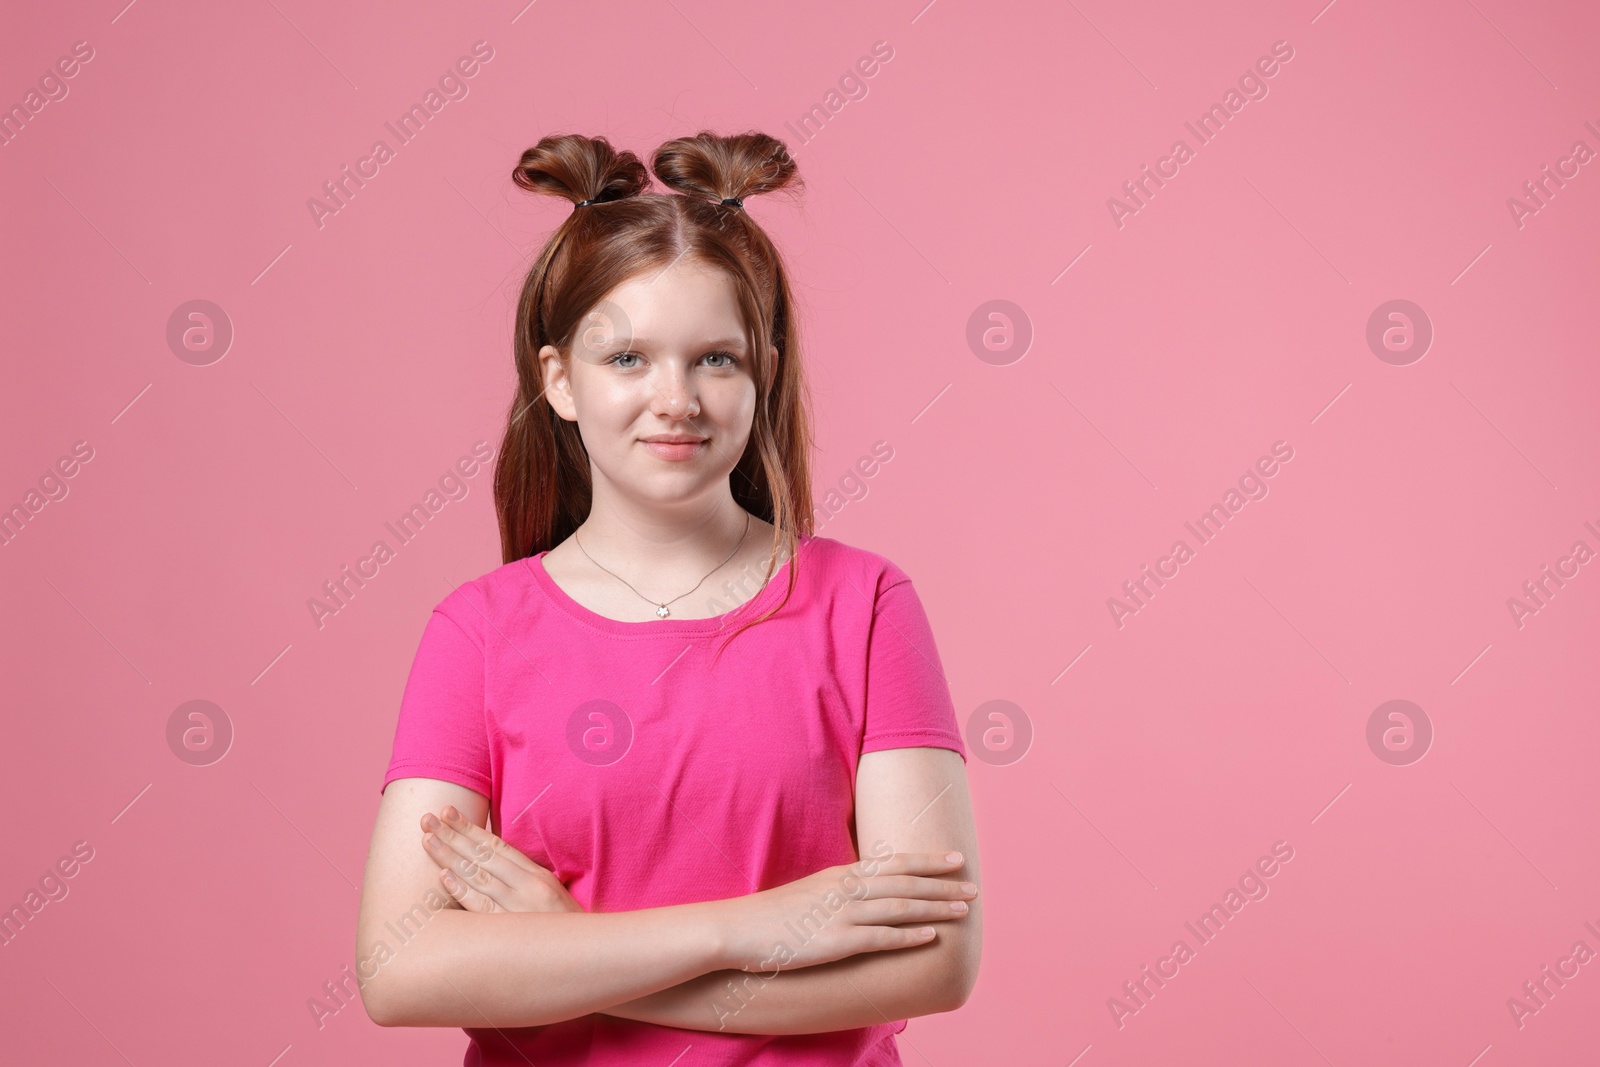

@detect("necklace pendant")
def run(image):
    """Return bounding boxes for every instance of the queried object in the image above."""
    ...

[655,605,670,618]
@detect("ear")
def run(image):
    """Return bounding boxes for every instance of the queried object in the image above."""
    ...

[539,344,577,422]
[764,345,779,395]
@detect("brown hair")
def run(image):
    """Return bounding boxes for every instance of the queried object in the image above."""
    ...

[493,130,815,652]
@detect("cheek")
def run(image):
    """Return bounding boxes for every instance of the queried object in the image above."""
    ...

[573,377,643,431]
[707,379,757,429]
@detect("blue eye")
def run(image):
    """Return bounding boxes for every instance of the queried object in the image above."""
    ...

[605,350,738,369]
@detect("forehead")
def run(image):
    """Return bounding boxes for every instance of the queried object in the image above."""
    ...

[597,262,746,345]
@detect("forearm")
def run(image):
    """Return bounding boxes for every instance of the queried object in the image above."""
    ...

[361,901,729,1028]
[599,936,964,1035]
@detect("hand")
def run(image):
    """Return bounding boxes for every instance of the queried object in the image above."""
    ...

[419,805,584,914]
[720,851,978,974]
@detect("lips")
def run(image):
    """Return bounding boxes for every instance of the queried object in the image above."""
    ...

[641,436,707,461]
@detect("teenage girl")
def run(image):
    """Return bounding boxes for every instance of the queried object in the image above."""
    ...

[356,130,982,1066]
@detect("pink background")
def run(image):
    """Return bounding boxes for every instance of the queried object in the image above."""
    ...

[3,0,1598,1063]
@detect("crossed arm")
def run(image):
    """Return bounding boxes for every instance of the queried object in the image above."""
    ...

[355,747,981,1033]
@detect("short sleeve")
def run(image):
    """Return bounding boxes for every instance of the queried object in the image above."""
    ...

[380,605,494,796]
[861,575,967,762]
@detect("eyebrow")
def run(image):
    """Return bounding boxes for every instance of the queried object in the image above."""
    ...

[610,336,749,350]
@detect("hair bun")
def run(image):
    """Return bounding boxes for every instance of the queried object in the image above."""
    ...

[651,130,801,207]
[512,133,650,208]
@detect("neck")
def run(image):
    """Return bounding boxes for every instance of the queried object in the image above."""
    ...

[575,481,752,576]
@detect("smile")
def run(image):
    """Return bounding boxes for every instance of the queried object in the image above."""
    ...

[641,439,707,461]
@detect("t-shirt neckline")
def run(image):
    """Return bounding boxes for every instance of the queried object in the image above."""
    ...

[525,533,810,637]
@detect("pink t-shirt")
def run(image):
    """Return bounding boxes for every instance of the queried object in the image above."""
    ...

[380,531,967,1065]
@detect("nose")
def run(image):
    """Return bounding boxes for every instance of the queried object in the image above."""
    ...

[650,365,701,421]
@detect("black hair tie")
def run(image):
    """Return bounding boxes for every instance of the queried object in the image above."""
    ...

[720,197,743,207]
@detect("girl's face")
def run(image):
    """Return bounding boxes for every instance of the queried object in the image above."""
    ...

[540,261,775,510]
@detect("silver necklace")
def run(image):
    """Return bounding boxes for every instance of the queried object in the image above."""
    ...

[574,512,752,618]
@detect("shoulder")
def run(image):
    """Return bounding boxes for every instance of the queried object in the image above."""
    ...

[798,533,917,599]
[425,555,543,642]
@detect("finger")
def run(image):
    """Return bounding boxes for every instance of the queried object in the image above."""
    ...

[439,866,501,913]
[421,829,506,897]
[439,806,543,875]
[431,809,538,877]
[855,925,939,954]
[422,812,530,886]
[858,874,979,902]
[847,897,970,926]
[855,851,966,879]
